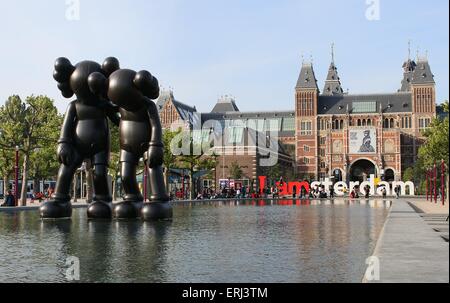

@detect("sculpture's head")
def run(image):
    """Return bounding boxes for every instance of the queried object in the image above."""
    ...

[88,68,159,112]
[53,57,120,104]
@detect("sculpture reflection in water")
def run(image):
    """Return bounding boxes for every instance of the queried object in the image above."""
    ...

[40,57,172,221]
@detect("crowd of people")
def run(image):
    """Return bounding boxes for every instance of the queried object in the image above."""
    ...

[0,187,54,207]
[176,183,404,201]
[1,182,405,207]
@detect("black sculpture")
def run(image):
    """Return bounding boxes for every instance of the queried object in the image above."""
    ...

[40,57,120,219]
[89,68,173,220]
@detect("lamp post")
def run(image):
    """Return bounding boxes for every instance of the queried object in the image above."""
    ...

[441,160,445,206]
[14,146,19,207]
[434,163,437,204]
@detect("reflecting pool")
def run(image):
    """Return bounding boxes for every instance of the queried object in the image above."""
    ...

[0,199,390,283]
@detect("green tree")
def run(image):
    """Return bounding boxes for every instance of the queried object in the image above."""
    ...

[174,130,217,200]
[0,148,15,196]
[109,123,120,201]
[229,161,243,180]
[0,95,61,205]
[418,115,449,169]
[162,128,182,192]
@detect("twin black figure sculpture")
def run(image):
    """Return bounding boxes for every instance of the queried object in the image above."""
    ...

[40,57,173,221]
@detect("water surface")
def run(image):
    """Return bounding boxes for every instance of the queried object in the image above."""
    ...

[0,199,390,283]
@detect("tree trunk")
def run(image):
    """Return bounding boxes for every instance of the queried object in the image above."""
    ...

[3,175,9,196]
[85,162,93,203]
[164,166,170,192]
[72,171,78,202]
[20,153,29,206]
[112,178,116,201]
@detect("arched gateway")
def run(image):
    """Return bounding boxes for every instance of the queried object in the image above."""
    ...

[349,159,377,183]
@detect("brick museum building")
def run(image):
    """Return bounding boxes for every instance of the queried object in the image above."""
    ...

[157,50,443,192]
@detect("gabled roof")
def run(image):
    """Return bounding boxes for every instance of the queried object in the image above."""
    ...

[317,92,413,115]
[411,58,435,85]
[211,96,240,113]
[296,62,319,90]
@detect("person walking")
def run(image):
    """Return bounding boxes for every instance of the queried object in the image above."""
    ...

[1,191,16,207]
[395,185,401,199]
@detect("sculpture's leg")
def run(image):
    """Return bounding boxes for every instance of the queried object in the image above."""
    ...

[40,153,82,219]
[142,165,173,221]
[87,152,113,219]
[113,150,142,219]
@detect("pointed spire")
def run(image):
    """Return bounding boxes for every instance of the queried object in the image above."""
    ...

[331,42,335,64]
[408,40,411,60]
[322,44,343,96]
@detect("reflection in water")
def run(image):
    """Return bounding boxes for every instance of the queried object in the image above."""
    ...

[0,200,390,283]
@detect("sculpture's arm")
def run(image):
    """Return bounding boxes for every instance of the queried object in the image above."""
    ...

[145,98,164,168]
[104,101,121,127]
[145,98,163,147]
[57,101,77,165]
[58,101,77,144]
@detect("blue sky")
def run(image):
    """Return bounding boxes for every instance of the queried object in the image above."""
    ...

[0,0,448,113]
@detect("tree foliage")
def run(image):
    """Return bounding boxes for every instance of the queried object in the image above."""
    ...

[418,106,449,168]
[0,95,62,204]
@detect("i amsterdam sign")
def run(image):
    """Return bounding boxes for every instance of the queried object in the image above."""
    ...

[259,175,415,197]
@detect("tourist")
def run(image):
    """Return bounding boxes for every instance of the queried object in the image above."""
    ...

[394,185,401,199]
[381,187,387,199]
[300,187,307,199]
[350,189,356,199]
[329,186,335,198]
[1,191,15,207]
[241,186,247,198]
[364,185,370,199]
[236,188,241,199]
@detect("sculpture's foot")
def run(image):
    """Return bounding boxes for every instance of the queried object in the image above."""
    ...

[40,200,72,219]
[142,202,173,221]
[87,201,112,219]
[113,201,142,219]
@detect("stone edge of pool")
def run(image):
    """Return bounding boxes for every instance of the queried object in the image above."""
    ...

[0,197,396,213]
[363,199,449,283]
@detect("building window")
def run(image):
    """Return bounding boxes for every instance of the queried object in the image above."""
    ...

[383,118,395,129]
[228,127,244,143]
[419,118,432,130]
[319,148,325,157]
[300,121,312,135]
[303,157,310,165]
[401,116,412,129]
[304,145,310,152]
[333,119,344,130]
[320,162,326,169]
[282,117,295,131]
[353,101,377,113]
[320,137,326,145]
[203,179,213,189]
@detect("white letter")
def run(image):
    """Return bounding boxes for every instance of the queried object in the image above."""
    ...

[334,182,347,196]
